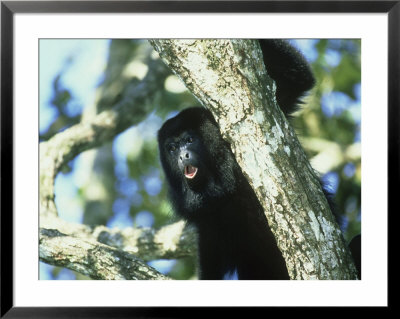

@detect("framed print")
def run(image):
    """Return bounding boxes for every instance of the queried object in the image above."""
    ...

[1,0,396,317]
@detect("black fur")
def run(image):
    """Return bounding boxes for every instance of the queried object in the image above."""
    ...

[157,39,360,279]
[259,39,315,115]
[158,107,289,279]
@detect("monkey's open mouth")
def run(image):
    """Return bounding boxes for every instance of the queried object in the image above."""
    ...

[184,165,198,179]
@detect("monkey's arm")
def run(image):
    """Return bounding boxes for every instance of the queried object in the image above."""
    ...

[259,39,315,115]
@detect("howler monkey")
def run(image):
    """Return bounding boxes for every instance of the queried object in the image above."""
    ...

[157,40,360,279]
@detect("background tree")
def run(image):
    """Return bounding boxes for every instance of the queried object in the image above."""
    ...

[39,39,361,280]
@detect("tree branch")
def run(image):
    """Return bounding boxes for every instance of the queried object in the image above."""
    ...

[40,215,197,262]
[40,59,170,218]
[39,228,170,280]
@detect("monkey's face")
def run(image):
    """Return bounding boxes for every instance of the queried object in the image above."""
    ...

[162,130,210,190]
[157,107,239,219]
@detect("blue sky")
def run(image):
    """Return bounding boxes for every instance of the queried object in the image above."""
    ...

[40,39,110,133]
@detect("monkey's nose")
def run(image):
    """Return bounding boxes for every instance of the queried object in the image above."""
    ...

[179,151,190,161]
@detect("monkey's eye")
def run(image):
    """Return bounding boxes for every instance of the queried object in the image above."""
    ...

[186,137,193,144]
[168,144,177,152]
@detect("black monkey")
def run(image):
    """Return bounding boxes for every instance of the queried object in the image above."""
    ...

[158,106,289,279]
[158,39,360,279]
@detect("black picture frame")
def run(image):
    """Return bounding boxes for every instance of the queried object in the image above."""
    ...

[1,0,396,317]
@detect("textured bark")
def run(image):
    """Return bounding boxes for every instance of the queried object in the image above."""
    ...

[41,215,197,262]
[39,228,169,280]
[150,39,358,280]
